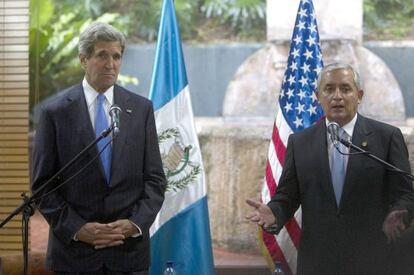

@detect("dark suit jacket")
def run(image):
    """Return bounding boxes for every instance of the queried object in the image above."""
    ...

[31,84,166,272]
[268,114,414,275]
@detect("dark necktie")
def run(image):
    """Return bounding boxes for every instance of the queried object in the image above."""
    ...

[95,94,112,184]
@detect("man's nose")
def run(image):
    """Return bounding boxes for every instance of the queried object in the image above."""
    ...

[332,88,343,99]
[105,57,115,68]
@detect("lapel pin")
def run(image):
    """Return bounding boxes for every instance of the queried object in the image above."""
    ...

[362,141,368,147]
[126,109,132,114]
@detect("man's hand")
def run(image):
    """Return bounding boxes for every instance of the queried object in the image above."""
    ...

[382,209,408,243]
[245,199,277,229]
[76,222,125,249]
[107,219,138,239]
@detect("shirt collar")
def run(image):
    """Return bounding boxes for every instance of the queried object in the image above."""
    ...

[325,113,358,138]
[82,78,114,107]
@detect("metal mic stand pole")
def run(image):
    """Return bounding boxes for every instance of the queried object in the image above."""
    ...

[339,137,414,181]
[0,125,114,275]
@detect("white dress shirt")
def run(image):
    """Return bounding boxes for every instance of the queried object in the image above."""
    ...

[326,113,358,172]
[82,78,114,130]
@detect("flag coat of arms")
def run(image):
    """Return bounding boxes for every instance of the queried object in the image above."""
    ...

[148,0,215,274]
[260,0,324,274]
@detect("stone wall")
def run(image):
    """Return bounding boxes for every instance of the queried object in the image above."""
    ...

[197,117,271,252]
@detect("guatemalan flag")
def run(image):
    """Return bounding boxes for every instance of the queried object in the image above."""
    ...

[148,0,215,274]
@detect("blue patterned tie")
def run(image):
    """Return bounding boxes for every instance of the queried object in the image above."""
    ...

[95,94,112,184]
[331,128,347,205]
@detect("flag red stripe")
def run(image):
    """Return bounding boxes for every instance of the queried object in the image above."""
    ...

[272,123,287,167]
[262,230,293,275]
[265,163,301,250]
[269,122,302,249]
[284,217,301,249]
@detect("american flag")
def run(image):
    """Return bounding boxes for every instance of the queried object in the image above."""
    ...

[260,0,324,274]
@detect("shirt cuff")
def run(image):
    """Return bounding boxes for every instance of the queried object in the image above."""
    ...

[129,220,142,238]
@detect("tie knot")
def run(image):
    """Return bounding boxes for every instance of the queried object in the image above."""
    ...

[97,94,105,105]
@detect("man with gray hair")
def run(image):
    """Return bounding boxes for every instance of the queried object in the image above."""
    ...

[32,22,166,274]
[246,63,414,274]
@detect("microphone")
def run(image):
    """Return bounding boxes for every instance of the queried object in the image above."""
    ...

[109,105,122,137]
[327,122,340,146]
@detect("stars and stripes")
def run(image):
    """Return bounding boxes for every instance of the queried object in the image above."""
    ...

[260,0,324,274]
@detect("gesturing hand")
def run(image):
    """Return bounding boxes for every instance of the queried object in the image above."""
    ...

[382,209,408,243]
[245,199,277,229]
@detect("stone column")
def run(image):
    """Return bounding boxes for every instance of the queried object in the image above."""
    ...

[267,0,363,43]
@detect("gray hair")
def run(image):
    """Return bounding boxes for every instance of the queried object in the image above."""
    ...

[78,22,126,58]
[317,63,362,91]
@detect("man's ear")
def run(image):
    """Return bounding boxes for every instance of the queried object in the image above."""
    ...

[79,54,87,69]
[358,89,364,104]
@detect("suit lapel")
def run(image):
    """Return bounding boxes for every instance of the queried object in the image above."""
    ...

[340,115,372,206]
[66,84,107,183]
[315,122,339,208]
[66,84,96,147]
[110,86,131,185]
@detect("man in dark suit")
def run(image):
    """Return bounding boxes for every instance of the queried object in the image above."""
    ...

[31,22,166,274]
[246,63,414,275]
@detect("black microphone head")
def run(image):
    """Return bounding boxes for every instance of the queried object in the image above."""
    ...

[327,122,340,145]
[327,122,339,134]
[109,105,122,136]
[109,105,122,115]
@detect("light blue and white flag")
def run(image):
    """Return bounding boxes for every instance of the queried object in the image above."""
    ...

[148,0,215,274]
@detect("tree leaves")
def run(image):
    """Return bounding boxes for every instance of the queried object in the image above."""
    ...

[364,0,414,39]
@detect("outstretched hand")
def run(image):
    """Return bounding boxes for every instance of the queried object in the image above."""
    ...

[382,209,408,243]
[245,199,277,229]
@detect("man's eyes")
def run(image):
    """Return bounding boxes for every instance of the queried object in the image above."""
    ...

[324,86,352,94]
[97,53,121,60]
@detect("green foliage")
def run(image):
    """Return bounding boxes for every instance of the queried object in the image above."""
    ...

[30,0,54,28]
[201,0,266,38]
[364,0,414,39]
[100,0,204,42]
[94,0,266,42]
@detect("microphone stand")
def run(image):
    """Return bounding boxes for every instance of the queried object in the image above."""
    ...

[339,137,414,181]
[0,124,115,275]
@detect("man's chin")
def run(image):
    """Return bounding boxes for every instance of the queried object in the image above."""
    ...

[327,115,346,125]
[99,81,116,90]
